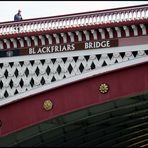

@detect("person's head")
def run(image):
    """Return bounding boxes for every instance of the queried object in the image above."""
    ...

[18,9,21,14]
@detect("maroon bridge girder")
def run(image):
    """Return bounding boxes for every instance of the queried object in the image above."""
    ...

[0,61,147,137]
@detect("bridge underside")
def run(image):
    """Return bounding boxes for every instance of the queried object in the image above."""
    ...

[0,92,148,147]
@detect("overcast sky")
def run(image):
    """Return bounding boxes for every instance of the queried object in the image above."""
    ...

[0,1,148,22]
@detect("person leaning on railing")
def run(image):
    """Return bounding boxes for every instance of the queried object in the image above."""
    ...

[14,10,23,32]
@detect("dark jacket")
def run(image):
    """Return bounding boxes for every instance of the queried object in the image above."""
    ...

[14,13,23,21]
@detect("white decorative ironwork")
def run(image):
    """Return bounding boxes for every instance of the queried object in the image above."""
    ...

[0,45,147,101]
[0,24,147,50]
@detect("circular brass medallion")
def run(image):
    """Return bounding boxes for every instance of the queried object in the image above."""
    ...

[43,100,53,111]
[99,83,109,94]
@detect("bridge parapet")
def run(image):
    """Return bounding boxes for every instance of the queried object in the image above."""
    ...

[0,4,148,36]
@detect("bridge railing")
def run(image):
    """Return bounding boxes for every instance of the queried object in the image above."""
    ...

[0,5,148,35]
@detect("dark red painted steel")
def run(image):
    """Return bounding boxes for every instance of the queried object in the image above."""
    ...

[119,35,148,46]
[0,62,148,137]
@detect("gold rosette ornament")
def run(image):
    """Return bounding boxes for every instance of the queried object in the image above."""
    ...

[99,83,109,94]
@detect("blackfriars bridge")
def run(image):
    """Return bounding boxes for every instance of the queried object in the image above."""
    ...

[0,4,148,147]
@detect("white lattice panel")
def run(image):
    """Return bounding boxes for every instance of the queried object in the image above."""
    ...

[0,48,148,100]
